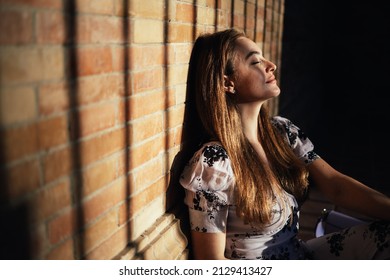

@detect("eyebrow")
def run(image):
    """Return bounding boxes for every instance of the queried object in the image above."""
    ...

[245,50,261,60]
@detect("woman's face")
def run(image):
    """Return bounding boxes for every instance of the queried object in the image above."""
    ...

[230,37,280,103]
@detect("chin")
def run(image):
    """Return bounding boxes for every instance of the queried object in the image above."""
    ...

[270,88,281,97]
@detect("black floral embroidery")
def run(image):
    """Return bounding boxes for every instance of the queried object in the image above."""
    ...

[304,150,319,164]
[202,145,228,167]
[274,247,290,260]
[367,221,390,252]
[271,117,320,164]
[325,228,354,257]
[194,189,227,220]
[230,239,247,259]
[193,192,202,211]
[254,239,311,260]
[280,207,299,234]
[271,118,300,145]
[326,234,345,256]
[297,128,308,141]
[194,226,207,233]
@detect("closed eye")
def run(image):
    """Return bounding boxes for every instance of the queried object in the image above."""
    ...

[251,60,262,65]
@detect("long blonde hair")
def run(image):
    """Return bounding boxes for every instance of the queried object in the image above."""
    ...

[182,28,309,225]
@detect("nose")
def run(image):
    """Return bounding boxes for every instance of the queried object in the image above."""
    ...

[265,59,277,72]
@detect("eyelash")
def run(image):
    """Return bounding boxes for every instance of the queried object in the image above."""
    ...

[251,60,262,65]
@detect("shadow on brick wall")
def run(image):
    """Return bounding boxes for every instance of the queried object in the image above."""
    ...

[65,0,86,259]
[0,136,32,258]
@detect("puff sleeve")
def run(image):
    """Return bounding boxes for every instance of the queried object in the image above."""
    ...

[179,143,234,233]
[271,116,320,165]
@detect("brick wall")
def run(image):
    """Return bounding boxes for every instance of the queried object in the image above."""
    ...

[0,0,284,260]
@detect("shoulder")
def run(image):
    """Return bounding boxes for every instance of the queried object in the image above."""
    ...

[185,141,230,168]
[271,116,308,146]
[271,116,320,164]
[201,142,229,167]
[271,116,299,135]
[180,141,234,192]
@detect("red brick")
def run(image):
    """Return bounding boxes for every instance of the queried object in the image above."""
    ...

[133,19,164,43]
[82,210,118,254]
[71,102,116,138]
[130,113,164,144]
[121,89,175,121]
[197,6,215,26]
[38,81,70,116]
[29,224,46,259]
[45,238,75,260]
[0,10,33,45]
[3,123,39,162]
[82,178,126,224]
[168,23,194,43]
[79,128,125,166]
[246,2,256,29]
[129,135,164,169]
[76,0,114,15]
[124,92,163,120]
[0,47,65,85]
[130,0,165,19]
[77,47,113,77]
[31,179,72,223]
[216,9,228,27]
[0,86,37,125]
[176,3,195,23]
[132,67,163,94]
[77,15,123,44]
[38,115,69,150]
[166,126,183,150]
[116,151,127,175]
[43,147,72,184]
[81,156,117,196]
[168,64,188,86]
[171,44,192,64]
[0,0,63,9]
[48,208,76,245]
[174,84,187,105]
[130,158,163,194]
[77,74,124,105]
[36,11,66,44]
[112,0,125,16]
[233,14,245,29]
[7,159,40,199]
[129,45,164,70]
[85,226,128,260]
[119,177,165,223]
[110,46,126,73]
[166,104,185,129]
[208,0,220,8]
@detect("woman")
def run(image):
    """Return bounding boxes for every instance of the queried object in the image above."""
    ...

[179,28,390,259]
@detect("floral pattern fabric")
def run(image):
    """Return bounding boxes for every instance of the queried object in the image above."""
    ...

[179,116,390,259]
[306,220,390,259]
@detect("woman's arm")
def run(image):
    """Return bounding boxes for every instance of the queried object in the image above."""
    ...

[191,231,229,260]
[308,158,390,221]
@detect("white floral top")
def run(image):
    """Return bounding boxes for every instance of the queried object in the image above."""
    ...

[179,116,320,259]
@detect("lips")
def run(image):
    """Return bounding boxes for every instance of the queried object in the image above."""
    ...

[266,76,276,83]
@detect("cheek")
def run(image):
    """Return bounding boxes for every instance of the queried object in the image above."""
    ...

[234,66,266,91]
[238,71,265,91]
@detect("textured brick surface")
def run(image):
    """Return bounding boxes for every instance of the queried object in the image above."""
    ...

[0,0,285,260]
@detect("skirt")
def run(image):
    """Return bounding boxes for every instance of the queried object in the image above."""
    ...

[305,221,390,259]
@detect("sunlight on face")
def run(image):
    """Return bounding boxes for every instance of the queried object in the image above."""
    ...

[231,37,280,104]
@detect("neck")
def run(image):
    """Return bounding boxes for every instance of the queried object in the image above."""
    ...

[237,102,264,143]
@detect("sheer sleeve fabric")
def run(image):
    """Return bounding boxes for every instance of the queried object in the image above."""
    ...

[179,143,234,233]
[271,116,320,165]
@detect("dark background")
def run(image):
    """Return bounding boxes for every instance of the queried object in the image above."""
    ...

[279,0,390,193]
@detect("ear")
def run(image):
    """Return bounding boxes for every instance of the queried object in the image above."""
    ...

[223,75,236,94]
